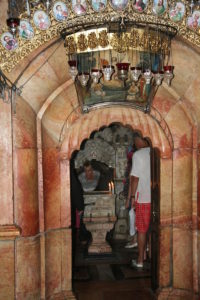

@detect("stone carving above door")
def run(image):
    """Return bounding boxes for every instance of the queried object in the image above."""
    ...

[74,124,134,170]
[74,137,115,169]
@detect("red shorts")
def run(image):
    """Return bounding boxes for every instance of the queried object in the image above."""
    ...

[135,202,151,233]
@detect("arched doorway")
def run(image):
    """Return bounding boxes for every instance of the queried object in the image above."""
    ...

[66,121,162,298]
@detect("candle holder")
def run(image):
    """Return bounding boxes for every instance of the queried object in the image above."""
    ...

[78,72,90,87]
[91,69,102,83]
[143,69,152,84]
[116,63,130,81]
[68,60,78,82]
[164,66,174,86]
[153,71,164,86]
[102,65,115,81]
[130,67,142,82]
[6,17,20,36]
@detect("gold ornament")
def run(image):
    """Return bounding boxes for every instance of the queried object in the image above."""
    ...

[88,32,98,49]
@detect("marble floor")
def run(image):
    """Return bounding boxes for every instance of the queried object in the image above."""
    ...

[73,239,155,300]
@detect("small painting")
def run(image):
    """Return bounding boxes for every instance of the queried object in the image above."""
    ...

[133,0,148,13]
[110,0,129,11]
[91,0,107,12]
[53,1,68,21]
[19,20,34,40]
[33,10,51,30]
[1,32,18,51]
[169,2,185,22]
[152,0,167,16]
[187,10,200,30]
[72,0,87,16]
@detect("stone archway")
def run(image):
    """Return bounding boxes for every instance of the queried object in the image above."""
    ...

[59,106,176,298]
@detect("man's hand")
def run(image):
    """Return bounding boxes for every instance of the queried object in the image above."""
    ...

[125,198,130,209]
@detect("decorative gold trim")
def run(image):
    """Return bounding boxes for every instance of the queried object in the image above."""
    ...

[0,0,200,72]
[65,27,171,54]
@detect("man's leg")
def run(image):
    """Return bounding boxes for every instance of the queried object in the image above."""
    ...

[132,203,151,267]
[137,231,146,264]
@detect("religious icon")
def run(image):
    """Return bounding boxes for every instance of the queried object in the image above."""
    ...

[110,0,129,11]
[72,0,87,16]
[91,0,107,12]
[133,0,148,13]
[187,10,200,30]
[152,0,167,16]
[1,32,18,51]
[53,1,68,22]
[19,20,34,40]
[33,10,51,30]
[169,2,185,22]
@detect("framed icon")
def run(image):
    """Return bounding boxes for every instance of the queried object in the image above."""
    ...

[91,0,107,12]
[53,1,68,21]
[152,0,167,16]
[187,10,200,31]
[19,20,34,40]
[1,32,18,51]
[169,2,185,22]
[33,10,51,30]
[133,0,148,13]
[72,0,87,16]
[110,0,129,11]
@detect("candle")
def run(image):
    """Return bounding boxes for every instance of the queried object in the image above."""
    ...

[111,181,114,194]
[108,182,111,193]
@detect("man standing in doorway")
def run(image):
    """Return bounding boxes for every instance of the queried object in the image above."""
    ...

[126,132,151,268]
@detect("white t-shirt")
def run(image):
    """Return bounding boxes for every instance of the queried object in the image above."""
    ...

[78,170,100,192]
[130,147,151,203]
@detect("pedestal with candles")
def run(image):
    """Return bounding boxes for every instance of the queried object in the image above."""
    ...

[83,190,116,254]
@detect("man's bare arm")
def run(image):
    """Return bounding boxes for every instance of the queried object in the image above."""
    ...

[125,176,139,208]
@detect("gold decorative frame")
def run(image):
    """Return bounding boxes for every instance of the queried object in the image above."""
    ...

[0,0,200,72]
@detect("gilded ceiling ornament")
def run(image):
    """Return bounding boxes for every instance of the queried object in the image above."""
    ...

[88,32,98,49]
[150,34,162,52]
[77,33,88,51]
[129,29,140,48]
[65,36,77,54]
[139,31,150,51]
[111,33,129,53]
[98,30,109,48]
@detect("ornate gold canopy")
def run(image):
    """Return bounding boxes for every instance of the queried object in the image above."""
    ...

[0,0,200,72]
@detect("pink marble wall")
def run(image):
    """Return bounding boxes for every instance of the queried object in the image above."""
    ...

[16,236,40,299]
[14,149,38,236]
[42,148,61,230]
[173,228,193,290]
[45,229,72,299]
[0,241,15,300]
[13,97,38,236]
[0,100,13,225]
